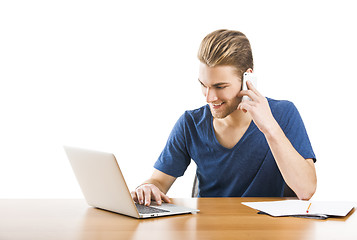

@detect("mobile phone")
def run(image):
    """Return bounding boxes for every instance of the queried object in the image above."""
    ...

[242,72,257,101]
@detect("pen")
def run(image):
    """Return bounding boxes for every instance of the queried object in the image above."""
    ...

[292,214,328,220]
[306,203,312,213]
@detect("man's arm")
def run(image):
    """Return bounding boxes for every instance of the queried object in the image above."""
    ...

[263,122,316,200]
[238,81,317,200]
[130,169,176,206]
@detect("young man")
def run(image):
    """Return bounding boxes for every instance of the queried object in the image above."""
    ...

[131,29,317,206]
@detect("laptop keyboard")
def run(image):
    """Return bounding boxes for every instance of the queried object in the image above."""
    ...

[135,203,170,214]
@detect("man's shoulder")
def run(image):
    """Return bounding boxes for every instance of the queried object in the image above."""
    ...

[267,97,296,113]
[181,105,211,126]
[184,104,210,117]
[267,97,300,126]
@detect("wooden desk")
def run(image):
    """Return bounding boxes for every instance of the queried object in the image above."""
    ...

[0,198,356,240]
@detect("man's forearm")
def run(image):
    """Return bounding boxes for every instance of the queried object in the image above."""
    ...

[141,170,177,195]
[264,122,317,200]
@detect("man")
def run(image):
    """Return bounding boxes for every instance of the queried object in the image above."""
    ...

[131,29,317,206]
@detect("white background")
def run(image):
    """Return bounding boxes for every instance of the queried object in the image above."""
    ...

[0,0,356,201]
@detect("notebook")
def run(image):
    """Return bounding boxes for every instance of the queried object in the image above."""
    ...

[64,146,199,218]
[242,200,355,220]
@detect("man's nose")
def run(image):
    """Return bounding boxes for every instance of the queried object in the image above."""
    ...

[205,87,218,103]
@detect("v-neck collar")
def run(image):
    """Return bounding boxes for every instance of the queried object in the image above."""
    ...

[209,111,255,151]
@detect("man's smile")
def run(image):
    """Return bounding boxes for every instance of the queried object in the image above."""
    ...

[211,102,225,109]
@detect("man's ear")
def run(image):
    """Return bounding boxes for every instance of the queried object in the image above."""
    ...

[246,68,253,73]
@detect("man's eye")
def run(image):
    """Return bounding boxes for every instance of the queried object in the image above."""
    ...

[216,86,226,89]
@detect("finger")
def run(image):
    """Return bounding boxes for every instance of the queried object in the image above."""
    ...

[246,80,262,97]
[136,188,144,205]
[130,191,139,203]
[237,102,244,112]
[143,186,152,206]
[160,192,171,203]
[239,105,248,113]
[238,89,259,102]
[238,102,253,113]
[151,187,163,205]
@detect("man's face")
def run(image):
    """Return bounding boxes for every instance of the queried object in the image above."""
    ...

[198,63,243,119]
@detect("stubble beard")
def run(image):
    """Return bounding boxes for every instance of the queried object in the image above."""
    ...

[210,98,241,119]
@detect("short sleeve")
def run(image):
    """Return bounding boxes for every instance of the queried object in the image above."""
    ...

[279,102,316,162]
[154,112,191,177]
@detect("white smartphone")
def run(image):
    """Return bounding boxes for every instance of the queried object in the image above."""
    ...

[242,72,258,101]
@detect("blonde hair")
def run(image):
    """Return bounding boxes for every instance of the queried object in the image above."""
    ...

[197,29,253,77]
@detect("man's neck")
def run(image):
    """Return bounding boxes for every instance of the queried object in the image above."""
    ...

[214,109,252,129]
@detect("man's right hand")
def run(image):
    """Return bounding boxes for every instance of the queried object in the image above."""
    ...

[131,183,171,206]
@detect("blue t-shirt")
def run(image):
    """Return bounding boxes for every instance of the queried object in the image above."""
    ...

[154,98,316,197]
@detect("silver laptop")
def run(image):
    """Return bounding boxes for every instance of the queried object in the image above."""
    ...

[64,146,199,218]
